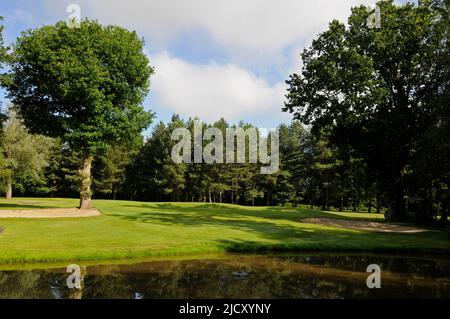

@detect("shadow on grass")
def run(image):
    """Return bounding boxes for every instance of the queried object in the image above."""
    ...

[106,203,440,251]
[119,202,383,222]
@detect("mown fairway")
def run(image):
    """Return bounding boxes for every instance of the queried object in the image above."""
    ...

[0,198,449,263]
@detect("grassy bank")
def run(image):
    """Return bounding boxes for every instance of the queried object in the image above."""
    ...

[0,198,449,264]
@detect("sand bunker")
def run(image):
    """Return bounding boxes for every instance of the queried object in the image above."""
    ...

[0,208,101,218]
[301,217,429,233]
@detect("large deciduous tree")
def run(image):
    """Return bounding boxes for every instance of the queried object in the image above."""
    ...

[284,0,448,221]
[6,20,153,208]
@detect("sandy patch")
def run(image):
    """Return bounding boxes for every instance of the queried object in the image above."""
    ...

[301,217,429,233]
[0,208,101,218]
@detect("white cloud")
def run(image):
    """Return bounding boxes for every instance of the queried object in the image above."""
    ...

[151,53,286,121]
[38,0,376,125]
[44,0,374,54]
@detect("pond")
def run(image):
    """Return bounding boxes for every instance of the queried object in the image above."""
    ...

[0,253,449,299]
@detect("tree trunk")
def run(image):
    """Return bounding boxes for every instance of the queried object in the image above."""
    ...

[79,153,93,209]
[267,189,273,206]
[439,202,449,225]
[385,182,407,221]
[376,191,381,214]
[5,177,12,199]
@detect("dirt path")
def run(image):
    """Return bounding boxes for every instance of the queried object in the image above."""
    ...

[301,217,430,233]
[0,208,101,218]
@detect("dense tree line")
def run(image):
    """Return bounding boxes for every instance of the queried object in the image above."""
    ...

[0,111,433,220]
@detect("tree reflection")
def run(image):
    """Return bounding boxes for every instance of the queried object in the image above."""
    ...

[0,254,449,299]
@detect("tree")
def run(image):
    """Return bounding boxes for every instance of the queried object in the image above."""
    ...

[6,20,153,208]
[285,0,448,221]
[0,111,54,199]
[125,119,183,202]
[34,140,88,198]
[160,116,188,201]
[94,128,144,200]
[272,170,294,206]
[95,144,140,200]
[41,139,63,197]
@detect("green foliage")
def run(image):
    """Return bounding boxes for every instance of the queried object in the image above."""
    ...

[6,19,153,154]
[0,111,55,197]
[285,0,449,221]
[1,4,447,224]
[0,16,7,75]
[94,144,141,199]
[119,115,374,211]
[4,19,153,207]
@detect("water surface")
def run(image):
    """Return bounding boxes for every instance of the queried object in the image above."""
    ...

[0,253,449,299]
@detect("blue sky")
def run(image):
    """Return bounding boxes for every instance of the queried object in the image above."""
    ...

[0,0,412,131]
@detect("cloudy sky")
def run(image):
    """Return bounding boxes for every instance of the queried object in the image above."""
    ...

[0,0,409,129]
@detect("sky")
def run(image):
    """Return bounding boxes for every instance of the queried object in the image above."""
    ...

[0,0,411,130]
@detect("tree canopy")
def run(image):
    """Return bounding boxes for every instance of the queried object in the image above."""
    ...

[5,19,154,208]
[284,0,449,221]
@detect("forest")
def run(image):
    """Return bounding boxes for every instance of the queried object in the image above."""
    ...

[1,110,449,225]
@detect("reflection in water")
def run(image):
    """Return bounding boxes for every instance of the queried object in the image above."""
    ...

[0,253,449,299]
[50,279,61,299]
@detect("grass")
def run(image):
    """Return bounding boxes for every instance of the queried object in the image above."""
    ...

[0,198,449,264]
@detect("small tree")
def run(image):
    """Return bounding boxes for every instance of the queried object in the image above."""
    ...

[0,111,53,199]
[95,144,140,200]
[6,20,153,208]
